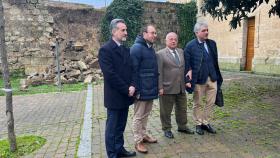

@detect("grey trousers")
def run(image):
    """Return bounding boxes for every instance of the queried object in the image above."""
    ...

[159,93,188,131]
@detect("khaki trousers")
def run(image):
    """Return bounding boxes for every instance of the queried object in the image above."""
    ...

[159,93,188,131]
[193,77,217,125]
[132,100,153,143]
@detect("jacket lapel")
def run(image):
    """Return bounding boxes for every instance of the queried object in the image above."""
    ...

[109,39,128,64]
[166,48,180,66]
[176,48,184,67]
[195,39,205,57]
[165,48,174,62]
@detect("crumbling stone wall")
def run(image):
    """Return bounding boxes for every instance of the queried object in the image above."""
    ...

[2,0,184,77]
[47,1,104,58]
[3,0,55,75]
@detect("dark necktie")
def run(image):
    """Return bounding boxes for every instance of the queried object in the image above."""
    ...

[202,42,209,55]
[172,50,180,65]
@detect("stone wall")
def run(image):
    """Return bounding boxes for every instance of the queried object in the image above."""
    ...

[46,1,104,57]
[251,1,280,75]
[3,0,55,75]
[143,1,181,51]
[168,0,191,3]
[2,0,189,75]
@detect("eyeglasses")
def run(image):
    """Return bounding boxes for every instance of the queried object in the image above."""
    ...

[146,32,157,35]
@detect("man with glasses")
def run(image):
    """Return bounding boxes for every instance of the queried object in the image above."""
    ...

[130,25,158,154]
[157,32,194,139]
[98,19,136,158]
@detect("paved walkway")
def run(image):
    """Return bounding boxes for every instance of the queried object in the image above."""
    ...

[91,71,280,158]
[0,91,86,158]
[0,71,280,158]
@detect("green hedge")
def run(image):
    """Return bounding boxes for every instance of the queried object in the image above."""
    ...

[100,0,144,46]
[176,1,197,48]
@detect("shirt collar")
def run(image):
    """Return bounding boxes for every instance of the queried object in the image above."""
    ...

[146,43,152,48]
[167,47,176,53]
[112,38,122,46]
[197,38,205,44]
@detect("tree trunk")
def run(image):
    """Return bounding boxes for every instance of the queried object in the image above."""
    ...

[0,0,17,152]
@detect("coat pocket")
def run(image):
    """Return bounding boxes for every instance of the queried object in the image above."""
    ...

[140,73,155,90]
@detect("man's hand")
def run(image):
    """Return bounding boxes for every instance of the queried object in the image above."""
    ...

[129,86,135,97]
[185,83,191,88]
[159,88,164,96]
[186,70,192,81]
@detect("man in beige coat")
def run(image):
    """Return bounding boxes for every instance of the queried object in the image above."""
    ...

[156,32,194,138]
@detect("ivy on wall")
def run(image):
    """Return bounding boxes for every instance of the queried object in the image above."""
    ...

[176,1,197,48]
[100,0,144,46]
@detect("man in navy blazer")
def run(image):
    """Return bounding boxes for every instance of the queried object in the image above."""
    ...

[184,21,223,135]
[98,19,136,158]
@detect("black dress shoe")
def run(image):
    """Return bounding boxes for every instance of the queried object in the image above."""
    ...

[118,149,136,157]
[202,124,217,134]
[178,127,195,134]
[196,125,204,135]
[164,130,174,138]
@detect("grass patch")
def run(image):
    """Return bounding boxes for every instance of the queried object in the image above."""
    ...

[214,108,231,120]
[224,119,247,129]
[215,77,280,131]
[0,136,46,158]
[0,76,87,96]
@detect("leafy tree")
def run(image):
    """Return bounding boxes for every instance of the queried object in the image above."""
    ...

[100,0,144,46]
[201,0,280,29]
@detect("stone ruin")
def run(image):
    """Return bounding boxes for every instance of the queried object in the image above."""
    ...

[23,41,103,89]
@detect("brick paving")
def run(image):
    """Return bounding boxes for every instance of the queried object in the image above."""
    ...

[91,72,280,158]
[1,71,280,158]
[0,91,86,158]
[92,85,244,158]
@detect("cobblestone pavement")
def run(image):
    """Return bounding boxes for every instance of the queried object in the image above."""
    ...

[1,71,279,158]
[0,91,86,158]
[92,71,280,158]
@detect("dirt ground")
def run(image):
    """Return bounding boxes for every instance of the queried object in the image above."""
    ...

[205,71,280,158]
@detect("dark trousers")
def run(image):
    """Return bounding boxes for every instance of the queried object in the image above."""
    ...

[159,93,188,131]
[105,108,129,158]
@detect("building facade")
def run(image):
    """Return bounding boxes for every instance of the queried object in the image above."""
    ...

[169,0,280,75]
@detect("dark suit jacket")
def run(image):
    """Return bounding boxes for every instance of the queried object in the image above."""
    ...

[98,39,134,109]
[184,38,223,93]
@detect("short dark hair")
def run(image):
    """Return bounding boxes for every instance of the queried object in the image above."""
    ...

[140,24,155,35]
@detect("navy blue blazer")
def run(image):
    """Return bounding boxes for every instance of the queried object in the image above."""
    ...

[184,38,223,93]
[98,39,134,109]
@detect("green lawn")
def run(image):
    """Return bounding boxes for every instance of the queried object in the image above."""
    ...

[0,76,87,96]
[0,136,46,158]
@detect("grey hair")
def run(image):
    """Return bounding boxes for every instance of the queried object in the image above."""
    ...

[193,21,208,33]
[110,18,125,34]
[165,32,178,40]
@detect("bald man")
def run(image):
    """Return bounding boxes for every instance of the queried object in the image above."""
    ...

[156,32,194,139]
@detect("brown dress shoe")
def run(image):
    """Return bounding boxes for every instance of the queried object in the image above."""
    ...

[135,142,148,153]
[143,135,157,143]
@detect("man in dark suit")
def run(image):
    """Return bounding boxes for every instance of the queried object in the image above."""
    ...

[184,21,223,135]
[98,19,136,158]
